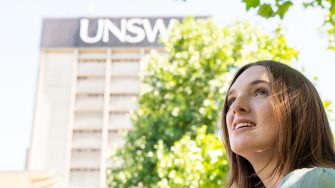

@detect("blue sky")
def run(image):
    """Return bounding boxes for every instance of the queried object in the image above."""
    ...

[0,0,334,171]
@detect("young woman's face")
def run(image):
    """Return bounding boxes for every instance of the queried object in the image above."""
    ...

[226,65,278,159]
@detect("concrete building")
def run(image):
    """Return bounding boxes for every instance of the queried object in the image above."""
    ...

[0,171,57,188]
[28,17,179,188]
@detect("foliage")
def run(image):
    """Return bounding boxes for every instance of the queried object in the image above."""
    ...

[156,126,228,188]
[323,100,334,122]
[324,100,333,113]
[107,17,298,188]
[241,0,335,49]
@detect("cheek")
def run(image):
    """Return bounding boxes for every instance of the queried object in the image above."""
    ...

[256,100,274,120]
[225,111,233,131]
[258,102,278,138]
[263,104,275,123]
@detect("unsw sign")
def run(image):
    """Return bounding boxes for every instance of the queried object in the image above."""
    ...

[41,17,187,48]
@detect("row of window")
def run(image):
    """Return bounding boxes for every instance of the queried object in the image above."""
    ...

[69,53,141,187]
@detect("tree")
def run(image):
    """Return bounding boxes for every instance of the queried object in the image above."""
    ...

[156,126,228,188]
[241,0,335,49]
[106,17,298,187]
[324,100,334,121]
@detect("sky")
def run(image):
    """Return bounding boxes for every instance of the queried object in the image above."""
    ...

[0,0,334,171]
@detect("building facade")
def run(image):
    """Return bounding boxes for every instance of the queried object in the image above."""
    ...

[28,17,179,188]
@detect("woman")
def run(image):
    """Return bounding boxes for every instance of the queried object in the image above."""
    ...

[221,60,335,187]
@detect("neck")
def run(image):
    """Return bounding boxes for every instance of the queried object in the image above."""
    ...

[246,152,284,188]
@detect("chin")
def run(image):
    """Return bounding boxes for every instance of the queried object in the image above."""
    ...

[230,142,249,156]
[231,142,276,161]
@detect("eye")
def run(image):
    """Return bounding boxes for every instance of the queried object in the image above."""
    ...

[227,97,236,108]
[254,88,269,97]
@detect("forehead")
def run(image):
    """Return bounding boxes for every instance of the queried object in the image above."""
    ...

[230,65,270,91]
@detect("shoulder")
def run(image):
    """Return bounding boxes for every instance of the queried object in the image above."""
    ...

[278,167,335,188]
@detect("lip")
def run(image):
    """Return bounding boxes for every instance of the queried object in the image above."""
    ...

[233,118,256,130]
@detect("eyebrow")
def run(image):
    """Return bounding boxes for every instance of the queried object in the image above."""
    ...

[228,80,270,97]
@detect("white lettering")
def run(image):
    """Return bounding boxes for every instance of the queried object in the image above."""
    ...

[143,19,165,43]
[79,18,179,44]
[143,18,177,42]
[125,18,145,43]
[80,19,104,43]
[103,18,126,43]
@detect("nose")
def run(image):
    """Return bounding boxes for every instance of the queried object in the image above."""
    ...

[230,97,250,114]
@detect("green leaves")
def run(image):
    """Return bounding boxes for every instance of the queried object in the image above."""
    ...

[242,0,294,19]
[303,0,324,8]
[243,0,260,10]
[324,100,332,108]
[242,0,335,50]
[323,100,334,121]
[277,1,293,19]
[258,3,274,18]
[253,1,293,19]
[157,126,228,188]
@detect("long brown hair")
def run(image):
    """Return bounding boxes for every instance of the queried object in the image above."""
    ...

[221,60,335,188]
